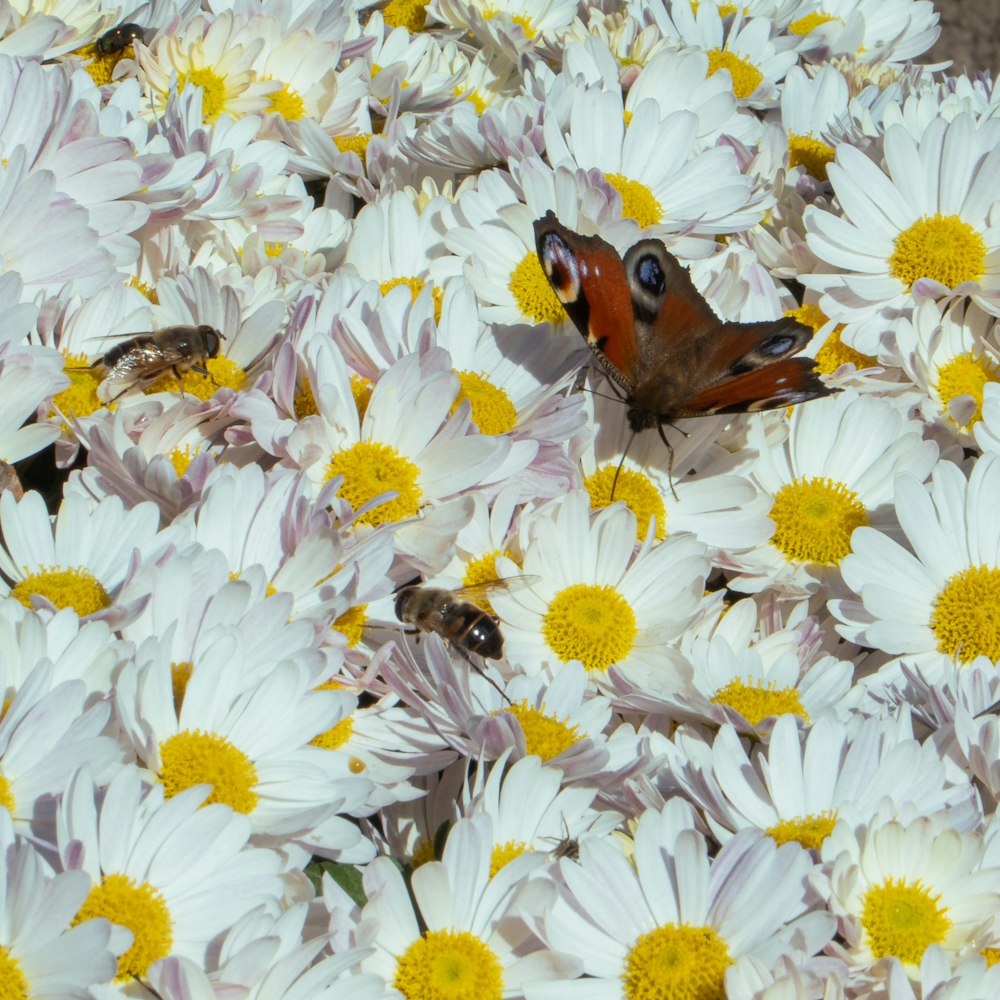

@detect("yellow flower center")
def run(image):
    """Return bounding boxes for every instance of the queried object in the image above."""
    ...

[379,277,443,322]
[788,12,842,35]
[543,583,638,672]
[584,466,666,541]
[982,946,1000,966]
[0,946,28,999]
[503,700,581,760]
[332,604,368,647]
[324,441,423,528]
[312,715,354,751]
[931,565,1000,663]
[10,567,111,617]
[861,877,952,964]
[461,550,515,615]
[171,662,192,713]
[622,923,731,1000]
[411,837,436,867]
[0,771,12,813]
[129,275,158,302]
[334,133,374,156]
[167,446,198,477]
[604,173,663,228]
[54,353,102,421]
[452,371,517,435]
[766,810,838,850]
[456,86,488,115]
[74,873,173,982]
[266,82,305,121]
[788,133,836,182]
[295,378,318,418]
[177,66,228,123]
[935,353,1000,427]
[264,241,286,257]
[815,327,877,374]
[770,477,869,565]
[393,928,503,1000]
[705,49,763,100]
[509,253,567,325]
[351,375,374,421]
[384,0,429,31]
[158,729,259,813]
[888,214,986,291]
[148,355,245,400]
[489,840,526,877]
[710,677,809,726]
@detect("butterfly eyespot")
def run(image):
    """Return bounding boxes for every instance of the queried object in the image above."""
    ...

[761,335,795,357]
[636,255,665,295]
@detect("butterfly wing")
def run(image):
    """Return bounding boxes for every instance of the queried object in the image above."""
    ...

[534,211,640,393]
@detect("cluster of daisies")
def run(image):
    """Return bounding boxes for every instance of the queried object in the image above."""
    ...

[4,0,1000,997]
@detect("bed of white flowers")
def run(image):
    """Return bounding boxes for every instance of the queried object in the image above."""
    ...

[2,0,1000,997]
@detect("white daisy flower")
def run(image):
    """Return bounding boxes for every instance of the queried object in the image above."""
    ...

[0,342,67,464]
[490,491,710,684]
[672,711,978,850]
[536,802,835,997]
[779,65,851,188]
[729,391,939,596]
[343,814,580,994]
[55,766,286,985]
[803,114,1000,353]
[0,808,122,997]
[875,947,1000,1000]
[822,814,1000,979]
[433,0,578,62]
[975,381,1000,453]
[831,452,1000,671]
[0,491,176,624]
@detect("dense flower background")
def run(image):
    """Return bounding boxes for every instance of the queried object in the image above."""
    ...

[2,0,1000,996]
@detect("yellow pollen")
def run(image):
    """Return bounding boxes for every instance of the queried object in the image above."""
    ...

[128,275,158,302]
[79,45,125,87]
[148,355,244,400]
[766,810,837,850]
[334,133,374,156]
[384,0,429,32]
[167,445,199,478]
[452,371,517,435]
[158,729,259,814]
[312,715,354,751]
[935,353,1000,427]
[177,66,228,123]
[584,466,666,541]
[509,13,536,38]
[982,947,1000,966]
[788,12,842,35]
[266,82,305,121]
[0,946,28,999]
[814,326,877,374]
[332,604,368,647]
[623,109,633,127]
[543,583,637,672]
[770,476,869,565]
[264,241,286,257]
[455,86,488,115]
[705,49,763,100]
[510,252,569,325]
[490,840,526,878]
[351,375,374,421]
[710,677,809,726]
[787,303,827,333]
[888,214,986,291]
[54,353,103,421]
[379,277,443,322]
[171,662,192,713]
[11,566,111,617]
[622,923,732,1000]
[393,928,503,1000]
[788,133,836,182]
[861,877,951,964]
[325,441,423,528]
[503,700,580,760]
[295,378,319,418]
[74,873,173,982]
[0,772,13,813]
[604,173,663,228]
[931,565,1000,663]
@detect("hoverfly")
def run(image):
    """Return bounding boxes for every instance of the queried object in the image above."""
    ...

[95,23,145,55]
[85,325,222,404]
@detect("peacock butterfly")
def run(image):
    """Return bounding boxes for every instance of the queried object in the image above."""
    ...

[533,212,832,446]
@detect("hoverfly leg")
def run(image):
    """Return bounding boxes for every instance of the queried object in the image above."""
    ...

[461,652,511,706]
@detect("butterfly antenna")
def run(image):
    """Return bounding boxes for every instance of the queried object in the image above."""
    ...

[610,429,637,501]
[655,423,680,502]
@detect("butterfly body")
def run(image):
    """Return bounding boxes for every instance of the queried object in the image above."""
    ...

[533,212,831,434]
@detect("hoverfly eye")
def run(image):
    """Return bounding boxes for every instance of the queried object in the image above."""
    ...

[636,255,665,295]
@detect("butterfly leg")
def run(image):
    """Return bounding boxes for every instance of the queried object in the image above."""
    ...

[655,422,680,503]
